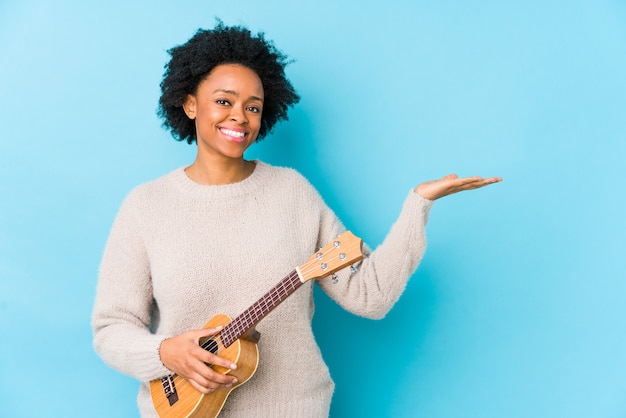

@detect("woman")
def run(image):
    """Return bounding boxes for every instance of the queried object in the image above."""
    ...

[92,22,501,417]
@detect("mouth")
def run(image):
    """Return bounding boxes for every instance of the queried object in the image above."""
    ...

[220,127,247,143]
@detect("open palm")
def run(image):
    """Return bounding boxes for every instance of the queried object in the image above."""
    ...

[415,174,502,200]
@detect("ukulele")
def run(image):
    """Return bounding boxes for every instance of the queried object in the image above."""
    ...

[150,231,364,418]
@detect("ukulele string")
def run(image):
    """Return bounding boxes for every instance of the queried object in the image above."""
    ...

[168,333,230,387]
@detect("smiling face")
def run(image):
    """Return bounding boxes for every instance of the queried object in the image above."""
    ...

[183,64,264,164]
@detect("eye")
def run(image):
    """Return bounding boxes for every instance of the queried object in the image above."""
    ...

[246,106,261,113]
[216,99,231,106]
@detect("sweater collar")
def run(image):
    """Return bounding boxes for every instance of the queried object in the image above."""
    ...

[169,160,268,199]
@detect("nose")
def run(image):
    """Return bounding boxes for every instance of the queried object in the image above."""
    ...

[229,104,248,124]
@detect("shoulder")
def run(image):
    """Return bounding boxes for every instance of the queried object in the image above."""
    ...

[258,161,315,188]
[119,168,183,210]
[256,162,330,213]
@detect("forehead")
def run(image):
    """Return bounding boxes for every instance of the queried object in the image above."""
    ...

[200,64,264,98]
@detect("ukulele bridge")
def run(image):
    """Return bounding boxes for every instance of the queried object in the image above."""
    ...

[161,375,179,406]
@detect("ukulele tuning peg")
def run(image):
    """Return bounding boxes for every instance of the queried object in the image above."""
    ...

[331,273,338,284]
[350,265,358,273]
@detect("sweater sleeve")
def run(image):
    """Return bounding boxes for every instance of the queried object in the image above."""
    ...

[317,190,433,319]
[91,191,171,382]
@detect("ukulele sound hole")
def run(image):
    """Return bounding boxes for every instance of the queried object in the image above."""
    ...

[201,337,219,354]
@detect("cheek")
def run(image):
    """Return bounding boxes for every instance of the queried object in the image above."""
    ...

[250,115,262,131]
[203,108,224,122]
[196,103,226,121]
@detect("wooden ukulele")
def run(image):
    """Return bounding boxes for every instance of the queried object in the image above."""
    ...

[150,231,364,418]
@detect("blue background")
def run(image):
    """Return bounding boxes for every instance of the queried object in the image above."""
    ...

[1,1,625,417]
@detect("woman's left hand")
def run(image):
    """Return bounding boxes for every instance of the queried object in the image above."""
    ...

[415,174,502,200]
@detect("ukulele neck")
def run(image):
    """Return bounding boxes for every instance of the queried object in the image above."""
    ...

[219,269,303,347]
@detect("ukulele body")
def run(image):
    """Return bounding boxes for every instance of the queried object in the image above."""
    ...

[149,314,259,418]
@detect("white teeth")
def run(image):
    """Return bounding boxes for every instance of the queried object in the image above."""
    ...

[221,128,245,138]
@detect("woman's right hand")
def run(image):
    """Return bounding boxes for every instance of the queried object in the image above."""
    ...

[159,327,238,394]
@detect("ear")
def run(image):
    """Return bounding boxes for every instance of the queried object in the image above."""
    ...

[182,94,197,119]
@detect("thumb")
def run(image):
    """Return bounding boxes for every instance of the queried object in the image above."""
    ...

[194,326,223,339]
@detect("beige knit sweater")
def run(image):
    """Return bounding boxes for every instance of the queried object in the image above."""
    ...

[92,161,432,417]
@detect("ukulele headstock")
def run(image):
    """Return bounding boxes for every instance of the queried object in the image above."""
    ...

[297,231,364,282]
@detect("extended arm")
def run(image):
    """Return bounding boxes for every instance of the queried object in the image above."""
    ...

[318,173,501,318]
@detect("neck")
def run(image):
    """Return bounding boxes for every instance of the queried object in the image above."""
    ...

[185,158,255,185]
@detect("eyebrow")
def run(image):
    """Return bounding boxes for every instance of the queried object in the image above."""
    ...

[213,89,264,102]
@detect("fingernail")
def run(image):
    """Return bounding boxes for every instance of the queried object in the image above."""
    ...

[230,363,237,369]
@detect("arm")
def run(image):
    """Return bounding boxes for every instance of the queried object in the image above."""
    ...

[318,174,501,319]
[92,192,238,392]
[91,193,170,382]
[92,192,237,393]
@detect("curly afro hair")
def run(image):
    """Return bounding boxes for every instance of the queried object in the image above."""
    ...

[157,21,300,144]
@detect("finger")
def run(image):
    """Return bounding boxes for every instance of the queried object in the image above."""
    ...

[193,326,223,339]
[188,357,238,387]
[463,179,500,190]
[190,327,225,348]
[449,177,484,188]
[465,176,501,184]
[195,346,238,371]
[204,367,238,386]
[476,177,502,186]
[187,375,216,394]
[442,174,459,180]
[458,176,484,183]
[185,354,237,384]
